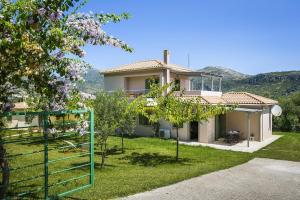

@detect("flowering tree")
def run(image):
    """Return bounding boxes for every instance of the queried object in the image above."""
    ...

[0,0,131,111]
[0,0,132,197]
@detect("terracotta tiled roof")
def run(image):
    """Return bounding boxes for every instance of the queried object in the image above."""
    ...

[222,92,278,105]
[102,60,193,74]
[173,91,224,104]
[174,91,278,105]
[201,96,227,104]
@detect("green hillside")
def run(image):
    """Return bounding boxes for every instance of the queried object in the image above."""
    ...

[198,66,300,99]
[78,69,104,94]
[221,71,300,99]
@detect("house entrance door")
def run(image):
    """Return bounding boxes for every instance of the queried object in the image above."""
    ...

[190,121,198,140]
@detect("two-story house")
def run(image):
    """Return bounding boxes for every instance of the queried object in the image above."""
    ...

[102,50,278,145]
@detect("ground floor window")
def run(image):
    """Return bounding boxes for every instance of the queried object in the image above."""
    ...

[138,114,151,126]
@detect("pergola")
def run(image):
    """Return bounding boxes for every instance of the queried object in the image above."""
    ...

[234,107,263,147]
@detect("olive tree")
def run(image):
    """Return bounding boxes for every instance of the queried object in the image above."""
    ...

[273,92,300,131]
[119,94,145,153]
[93,90,143,167]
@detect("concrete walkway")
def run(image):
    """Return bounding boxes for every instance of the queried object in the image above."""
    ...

[180,135,281,153]
[122,158,300,200]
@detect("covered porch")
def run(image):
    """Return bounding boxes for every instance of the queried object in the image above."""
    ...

[215,107,265,147]
[180,106,278,152]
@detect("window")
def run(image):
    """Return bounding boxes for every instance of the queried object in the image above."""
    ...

[190,78,201,90]
[138,114,151,126]
[173,79,180,91]
[202,76,212,91]
[145,77,159,90]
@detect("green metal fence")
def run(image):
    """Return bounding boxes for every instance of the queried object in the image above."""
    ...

[0,110,94,199]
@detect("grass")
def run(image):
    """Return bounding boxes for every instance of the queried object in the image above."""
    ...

[254,132,300,162]
[1,131,299,199]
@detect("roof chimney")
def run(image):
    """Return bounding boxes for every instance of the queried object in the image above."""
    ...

[163,50,170,65]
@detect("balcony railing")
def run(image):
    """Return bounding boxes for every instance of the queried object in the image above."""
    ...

[124,89,150,98]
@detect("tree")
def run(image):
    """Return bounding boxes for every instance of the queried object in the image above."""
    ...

[0,0,132,197]
[93,90,142,167]
[119,94,144,153]
[144,83,229,160]
[274,92,300,131]
[0,0,132,111]
[141,79,168,136]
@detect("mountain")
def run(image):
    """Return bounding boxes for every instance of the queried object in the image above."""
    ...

[78,69,103,94]
[222,71,300,99]
[198,66,250,80]
[198,66,300,99]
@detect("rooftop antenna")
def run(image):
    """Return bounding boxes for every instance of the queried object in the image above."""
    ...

[187,53,190,68]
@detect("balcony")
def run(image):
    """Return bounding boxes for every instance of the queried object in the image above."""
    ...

[125,89,150,98]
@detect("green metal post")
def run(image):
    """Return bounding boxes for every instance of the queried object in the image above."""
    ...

[43,113,49,200]
[0,110,94,198]
[89,110,94,185]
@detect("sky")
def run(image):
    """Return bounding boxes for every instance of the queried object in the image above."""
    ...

[79,0,300,75]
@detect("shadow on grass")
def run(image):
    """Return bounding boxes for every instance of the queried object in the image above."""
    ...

[69,161,118,170]
[6,186,43,200]
[121,152,192,167]
[114,134,142,139]
[65,197,88,200]
[94,145,124,156]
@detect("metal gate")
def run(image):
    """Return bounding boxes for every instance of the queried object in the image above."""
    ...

[0,110,94,199]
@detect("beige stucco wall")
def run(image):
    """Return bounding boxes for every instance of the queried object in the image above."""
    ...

[198,118,215,143]
[176,75,190,91]
[225,111,260,141]
[8,115,39,128]
[105,71,193,93]
[105,72,163,92]
[127,76,146,91]
[104,75,126,91]
[171,123,190,141]
[261,107,272,140]
[134,119,190,141]
[170,74,190,91]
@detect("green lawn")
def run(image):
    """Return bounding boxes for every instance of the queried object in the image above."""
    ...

[1,131,299,199]
[254,132,300,162]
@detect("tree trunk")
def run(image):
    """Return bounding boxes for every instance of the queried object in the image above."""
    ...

[100,141,106,169]
[121,132,124,153]
[176,127,179,161]
[0,144,9,199]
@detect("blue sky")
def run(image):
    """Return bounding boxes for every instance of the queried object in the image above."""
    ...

[79,0,300,75]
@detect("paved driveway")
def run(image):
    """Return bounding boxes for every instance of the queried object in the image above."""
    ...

[122,158,300,200]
